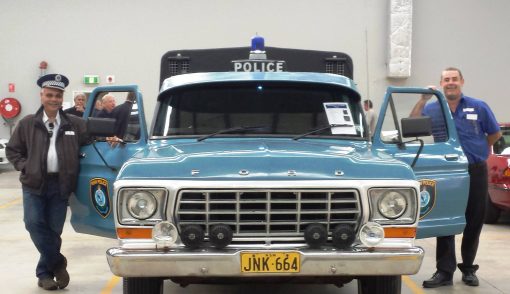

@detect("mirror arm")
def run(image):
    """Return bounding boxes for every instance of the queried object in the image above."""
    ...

[398,138,425,168]
[411,138,424,168]
[398,138,424,168]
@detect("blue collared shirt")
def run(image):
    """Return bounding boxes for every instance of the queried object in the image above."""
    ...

[423,94,500,164]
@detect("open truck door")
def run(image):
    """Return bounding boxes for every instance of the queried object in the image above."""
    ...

[372,87,469,238]
[70,85,148,238]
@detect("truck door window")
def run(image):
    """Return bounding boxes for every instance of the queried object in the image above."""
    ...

[89,91,140,142]
[380,93,448,144]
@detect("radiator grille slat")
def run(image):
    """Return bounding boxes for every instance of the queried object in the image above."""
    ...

[176,189,361,239]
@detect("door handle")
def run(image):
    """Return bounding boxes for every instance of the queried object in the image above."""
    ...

[444,154,459,161]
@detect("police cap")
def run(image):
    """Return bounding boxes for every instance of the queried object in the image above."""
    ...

[37,74,69,91]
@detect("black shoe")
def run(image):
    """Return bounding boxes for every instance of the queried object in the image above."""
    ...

[38,277,58,290]
[422,271,453,288]
[458,263,479,286]
[54,256,70,289]
[462,271,479,286]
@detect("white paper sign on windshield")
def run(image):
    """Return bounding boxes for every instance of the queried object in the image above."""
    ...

[323,102,357,135]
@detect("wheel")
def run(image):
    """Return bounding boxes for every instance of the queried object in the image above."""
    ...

[484,193,501,224]
[123,277,163,294]
[357,275,401,294]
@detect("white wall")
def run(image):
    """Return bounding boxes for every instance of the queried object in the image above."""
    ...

[1,0,509,139]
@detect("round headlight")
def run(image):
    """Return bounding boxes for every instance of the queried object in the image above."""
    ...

[127,191,157,220]
[359,222,384,247]
[152,221,178,248]
[378,190,407,219]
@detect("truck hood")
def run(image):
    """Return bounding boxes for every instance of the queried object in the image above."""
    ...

[118,139,414,180]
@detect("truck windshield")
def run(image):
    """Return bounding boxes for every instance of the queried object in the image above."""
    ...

[152,82,365,139]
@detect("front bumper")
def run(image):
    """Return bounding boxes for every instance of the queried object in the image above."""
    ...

[107,246,424,277]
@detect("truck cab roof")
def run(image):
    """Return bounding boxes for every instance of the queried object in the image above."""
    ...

[159,72,359,98]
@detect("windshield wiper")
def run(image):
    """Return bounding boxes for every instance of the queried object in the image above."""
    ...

[292,124,353,140]
[197,126,268,142]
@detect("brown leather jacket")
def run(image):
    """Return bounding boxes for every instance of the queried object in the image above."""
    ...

[6,106,89,198]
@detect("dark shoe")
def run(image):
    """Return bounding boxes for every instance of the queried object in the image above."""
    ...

[54,257,70,289]
[422,271,453,288]
[458,263,479,286]
[38,277,58,290]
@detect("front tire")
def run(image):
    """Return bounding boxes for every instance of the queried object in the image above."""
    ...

[123,277,163,294]
[358,275,401,294]
[484,193,501,224]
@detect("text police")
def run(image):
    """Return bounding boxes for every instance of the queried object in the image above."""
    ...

[232,60,285,72]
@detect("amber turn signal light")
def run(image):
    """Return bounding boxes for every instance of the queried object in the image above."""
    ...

[117,228,152,239]
[383,227,416,238]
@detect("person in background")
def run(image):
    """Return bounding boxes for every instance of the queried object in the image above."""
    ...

[91,98,103,117]
[6,74,90,291]
[411,67,501,288]
[363,99,377,138]
[112,92,135,139]
[95,94,116,118]
[63,93,87,117]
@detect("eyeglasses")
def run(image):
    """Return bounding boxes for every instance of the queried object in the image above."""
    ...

[48,122,54,138]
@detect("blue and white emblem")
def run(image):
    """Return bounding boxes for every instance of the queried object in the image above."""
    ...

[419,179,436,219]
[90,177,111,218]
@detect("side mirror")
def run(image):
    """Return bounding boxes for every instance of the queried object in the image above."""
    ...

[401,116,432,138]
[87,117,116,137]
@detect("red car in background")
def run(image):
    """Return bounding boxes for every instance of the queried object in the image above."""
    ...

[485,123,510,223]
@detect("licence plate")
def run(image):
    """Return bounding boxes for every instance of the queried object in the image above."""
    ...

[240,252,300,273]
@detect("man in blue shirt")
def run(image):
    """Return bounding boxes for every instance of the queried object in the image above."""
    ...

[412,67,501,288]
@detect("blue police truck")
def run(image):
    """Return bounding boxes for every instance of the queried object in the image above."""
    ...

[70,37,469,294]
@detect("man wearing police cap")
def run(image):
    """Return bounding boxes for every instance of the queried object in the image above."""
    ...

[6,74,90,290]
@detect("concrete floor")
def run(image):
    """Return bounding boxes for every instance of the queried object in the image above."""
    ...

[1,164,509,294]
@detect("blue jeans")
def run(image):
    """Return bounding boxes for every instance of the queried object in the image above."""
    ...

[22,178,68,279]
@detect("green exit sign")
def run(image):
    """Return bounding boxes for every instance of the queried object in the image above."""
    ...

[83,75,99,84]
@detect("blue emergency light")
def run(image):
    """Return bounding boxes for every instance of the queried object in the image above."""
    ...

[251,35,265,52]
[249,35,267,60]
[232,35,285,71]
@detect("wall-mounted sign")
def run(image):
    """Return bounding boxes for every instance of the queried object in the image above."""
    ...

[83,75,99,84]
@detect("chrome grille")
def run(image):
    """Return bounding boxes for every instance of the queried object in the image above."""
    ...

[175,189,361,238]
